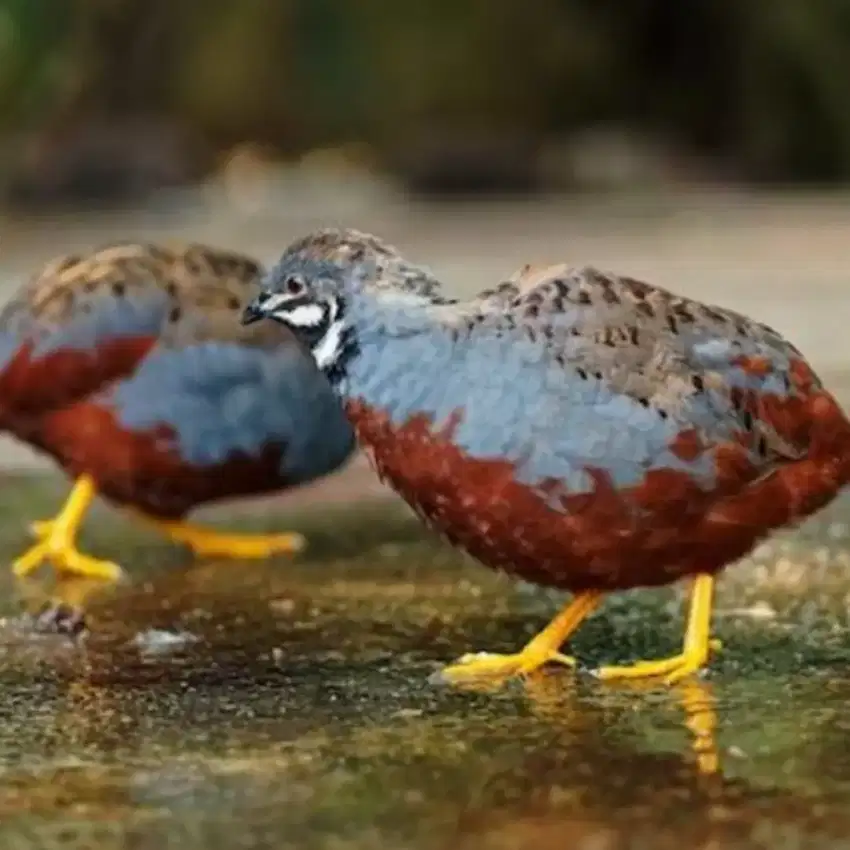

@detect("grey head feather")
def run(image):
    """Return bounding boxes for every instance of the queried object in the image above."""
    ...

[243,228,453,373]
[276,227,445,299]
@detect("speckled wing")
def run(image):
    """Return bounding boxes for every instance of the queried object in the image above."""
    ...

[418,260,820,528]
[493,262,812,465]
[0,242,263,417]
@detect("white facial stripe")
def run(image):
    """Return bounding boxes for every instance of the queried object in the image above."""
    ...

[312,319,344,370]
[264,292,345,371]
[280,303,325,327]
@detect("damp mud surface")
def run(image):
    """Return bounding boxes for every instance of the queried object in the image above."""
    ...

[0,471,847,850]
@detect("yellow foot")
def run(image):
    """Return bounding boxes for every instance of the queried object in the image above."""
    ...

[595,573,720,686]
[139,516,307,560]
[182,529,306,560]
[435,648,576,686]
[595,639,722,685]
[13,475,122,582]
[433,590,604,687]
[12,536,123,582]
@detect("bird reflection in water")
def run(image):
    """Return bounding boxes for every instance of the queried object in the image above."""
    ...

[521,671,720,776]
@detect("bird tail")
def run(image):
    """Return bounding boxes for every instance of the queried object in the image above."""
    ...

[704,388,850,538]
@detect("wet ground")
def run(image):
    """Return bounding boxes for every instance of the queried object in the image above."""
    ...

[0,469,848,849]
[0,188,850,847]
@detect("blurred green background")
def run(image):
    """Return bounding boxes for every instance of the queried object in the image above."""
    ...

[3,0,850,207]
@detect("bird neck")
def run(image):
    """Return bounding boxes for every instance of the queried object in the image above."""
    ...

[324,287,459,398]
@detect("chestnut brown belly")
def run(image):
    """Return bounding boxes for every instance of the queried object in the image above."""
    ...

[37,402,291,519]
[404,485,769,592]
[345,401,850,594]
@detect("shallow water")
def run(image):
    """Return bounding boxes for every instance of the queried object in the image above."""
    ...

[0,475,849,849]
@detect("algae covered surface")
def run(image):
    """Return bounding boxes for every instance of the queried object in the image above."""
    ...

[0,473,847,849]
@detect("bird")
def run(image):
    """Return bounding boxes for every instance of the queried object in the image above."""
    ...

[0,241,356,582]
[242,227,850,686]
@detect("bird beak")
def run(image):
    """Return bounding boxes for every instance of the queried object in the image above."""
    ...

[241,296,267,326]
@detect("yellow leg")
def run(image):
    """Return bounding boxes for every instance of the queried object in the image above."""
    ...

[435,591,604,686]
[132,512,306,560]
[595,574,721,684]
[13,476,123,582]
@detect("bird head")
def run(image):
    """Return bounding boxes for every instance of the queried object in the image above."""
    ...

[242,228,443,373]
[242,254,362,373]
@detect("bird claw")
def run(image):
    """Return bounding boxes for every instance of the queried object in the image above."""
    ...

[28,518,55,539]
[186,530,307,560]
[431,648,577,687]
[136,515,308,560]
[593,639,722,685]
[12,537,123,583]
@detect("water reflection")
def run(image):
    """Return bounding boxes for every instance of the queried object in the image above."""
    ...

[3,559,850,848]
[446,674,846,849]
[521,672,720,774]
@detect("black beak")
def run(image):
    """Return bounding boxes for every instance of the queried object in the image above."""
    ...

[241,294,268,326]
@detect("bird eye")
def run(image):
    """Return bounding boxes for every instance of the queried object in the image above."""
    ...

[284,276,304,296]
